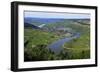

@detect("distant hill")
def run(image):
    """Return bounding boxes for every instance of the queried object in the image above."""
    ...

[24,18,90,34]
[43,19,90,34]
[24,22,40,29]
[25,17,89,24]
[24,17,63,25]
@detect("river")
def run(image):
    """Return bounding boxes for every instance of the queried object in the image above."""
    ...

[47,33,80,54]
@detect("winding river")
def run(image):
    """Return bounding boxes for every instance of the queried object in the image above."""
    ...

[47,33,80,54]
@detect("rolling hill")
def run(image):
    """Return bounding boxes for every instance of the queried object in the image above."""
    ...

[24,22,40,29]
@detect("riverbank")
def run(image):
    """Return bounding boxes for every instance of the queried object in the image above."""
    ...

[47,33,80,54]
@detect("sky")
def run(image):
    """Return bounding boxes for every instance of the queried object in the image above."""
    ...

[24,11,90,19]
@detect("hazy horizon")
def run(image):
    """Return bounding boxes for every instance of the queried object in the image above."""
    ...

[24,11,90,19]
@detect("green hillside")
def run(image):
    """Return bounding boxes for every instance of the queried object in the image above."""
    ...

[63,33,90,59]
[44,20,90,34]
[24,19,90,61]
[24,29,61,48]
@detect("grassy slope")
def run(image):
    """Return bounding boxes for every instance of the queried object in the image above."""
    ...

[24,29,61,49]
[63,34,90,59]
[62,21,90,59]
[24,28,66,61]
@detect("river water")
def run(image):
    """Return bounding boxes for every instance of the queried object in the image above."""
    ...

[47,33,80,54]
